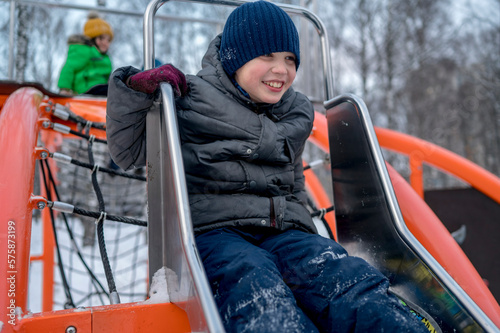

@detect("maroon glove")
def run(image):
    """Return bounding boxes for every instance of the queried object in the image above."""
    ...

[126,64,188,97]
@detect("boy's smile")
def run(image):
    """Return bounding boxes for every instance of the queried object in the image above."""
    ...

[234,52,297,104]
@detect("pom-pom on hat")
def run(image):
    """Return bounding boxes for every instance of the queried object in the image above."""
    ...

[84,11,113,40]
[220,1,300,77]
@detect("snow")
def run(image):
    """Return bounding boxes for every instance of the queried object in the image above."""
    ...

[143,267,174,304]
[223,275,309,332]
[73,307,88,312]
[308,247,347,265]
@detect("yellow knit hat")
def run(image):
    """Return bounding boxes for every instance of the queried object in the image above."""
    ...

[83,11,113,40]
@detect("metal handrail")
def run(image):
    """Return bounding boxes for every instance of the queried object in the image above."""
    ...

[143,0,334,100]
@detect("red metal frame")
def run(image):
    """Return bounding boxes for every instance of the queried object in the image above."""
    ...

[0,88,43,328]
[0,88,112,332]
[376,127,500,203]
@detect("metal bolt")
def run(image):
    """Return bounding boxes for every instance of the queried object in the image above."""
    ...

[37,202,46,210]
[66,326,77,333]
[39,151,48,159]
[42,120,51,129]
[44,106,51,113]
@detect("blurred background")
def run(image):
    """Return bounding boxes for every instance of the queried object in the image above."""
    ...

[1,0,498,185]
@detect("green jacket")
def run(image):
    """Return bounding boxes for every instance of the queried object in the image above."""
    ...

[57,35,112,94]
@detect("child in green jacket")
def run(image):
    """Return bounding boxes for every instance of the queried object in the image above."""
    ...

[57,12,113,96]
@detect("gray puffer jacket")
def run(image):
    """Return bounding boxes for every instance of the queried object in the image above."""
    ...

[106,35,317,235]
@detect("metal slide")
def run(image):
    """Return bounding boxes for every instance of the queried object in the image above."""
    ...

[326,94,499,332]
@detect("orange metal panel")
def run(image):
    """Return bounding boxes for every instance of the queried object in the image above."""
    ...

[304,167,337,240]
[64,101,107,123]
[305,112,337,238]
[92,302,191,333]
[309,111,329,153]
[12,308,92,333]
[40,204,56,312]
[42,99,108,141]
[408,153,424,198]
[0,95,9,109]
[12,303,191,333]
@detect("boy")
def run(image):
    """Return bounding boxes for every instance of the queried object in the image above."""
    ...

[106,1,428,332]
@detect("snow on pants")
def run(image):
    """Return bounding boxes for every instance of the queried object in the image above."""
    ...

[195,227,428,333]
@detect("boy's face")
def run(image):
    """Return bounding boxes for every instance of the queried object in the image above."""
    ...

[234,52,297,104]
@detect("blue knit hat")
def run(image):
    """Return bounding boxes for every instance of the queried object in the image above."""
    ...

[220,1,300,77]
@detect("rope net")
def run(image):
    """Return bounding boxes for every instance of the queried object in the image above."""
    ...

[30,128,149,311]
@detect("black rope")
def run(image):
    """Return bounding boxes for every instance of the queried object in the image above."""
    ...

[86,131,118,299]
[69,115,106,131]
[87,137,106,213]
[43,159,109,303]
[69,158,146,181]
[310,205,334,218]
[308,199,335,240]
[72,206,147,227]
[40,160,76,308]
[70,129,107,144]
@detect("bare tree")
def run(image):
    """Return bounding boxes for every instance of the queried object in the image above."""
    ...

[14,4,32,82]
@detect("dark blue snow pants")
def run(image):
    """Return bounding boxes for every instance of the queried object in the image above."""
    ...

[195,227,428,333]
